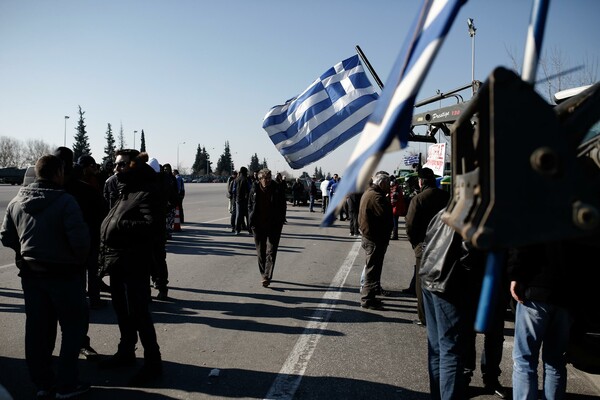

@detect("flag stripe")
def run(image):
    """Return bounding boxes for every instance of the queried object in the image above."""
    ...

[262,54,379,170]
[521,0,549,84]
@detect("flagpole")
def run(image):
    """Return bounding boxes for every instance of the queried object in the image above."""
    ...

[355,45,384,90]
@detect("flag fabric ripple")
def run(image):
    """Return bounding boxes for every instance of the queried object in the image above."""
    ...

[322,0,466,227]
[262,55,379,170]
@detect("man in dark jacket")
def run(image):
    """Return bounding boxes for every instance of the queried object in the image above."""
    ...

[248,168,287,287]
[309,177,318,212]
[148,157,170,300]
[162,163,179,235]
[405,167,450,325]
[1,155,91,398]
[235,166,250,235]
[227,170,238,231]
[55,147,109,311]
[98,149,163,386]
[358,171,393,309]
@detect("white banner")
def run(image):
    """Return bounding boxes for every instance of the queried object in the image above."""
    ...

[422,143,446,176]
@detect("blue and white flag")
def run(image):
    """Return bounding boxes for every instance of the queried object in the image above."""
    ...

[404,154,421,166]
[322,0,465,226]
[262,55,379,169]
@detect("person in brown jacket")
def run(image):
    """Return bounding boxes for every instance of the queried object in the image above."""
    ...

[358,171,393,309]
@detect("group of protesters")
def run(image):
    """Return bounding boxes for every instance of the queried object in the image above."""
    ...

[0,148,185,398]
[0,151,591,400]
[333,165,584,400]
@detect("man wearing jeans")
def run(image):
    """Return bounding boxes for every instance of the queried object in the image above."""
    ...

[508,242,574,400]
[405,167,449,325]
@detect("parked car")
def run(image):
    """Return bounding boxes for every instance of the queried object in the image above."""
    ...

[0,167,26,185]
[22,166,36,186]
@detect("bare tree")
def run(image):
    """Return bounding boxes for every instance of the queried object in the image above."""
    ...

[22,139,52,167]
[505,45,598,103]
[0,136,22,167]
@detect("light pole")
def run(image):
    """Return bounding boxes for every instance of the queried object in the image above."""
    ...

[63,116,70,146]
[177,141,186,170]
[133,130,138,149]
[467,18,477,94]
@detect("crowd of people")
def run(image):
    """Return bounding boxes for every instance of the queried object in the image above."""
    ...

[0,148,184,398]
[259,166,582,400]
[0,153,590,400]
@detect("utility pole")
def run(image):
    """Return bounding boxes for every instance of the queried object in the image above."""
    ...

[63,116,70,146]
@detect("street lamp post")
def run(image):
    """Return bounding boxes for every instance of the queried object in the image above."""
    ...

[177,141,186,170]
[63,116,70,146]
[467,18,477,94]
[133,130,138,149]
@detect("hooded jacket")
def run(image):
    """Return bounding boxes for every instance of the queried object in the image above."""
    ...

[0,180,90,276]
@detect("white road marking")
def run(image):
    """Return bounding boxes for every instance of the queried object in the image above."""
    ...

[0,263,15,271]
[264,240,362,400]
[203,217,230,224]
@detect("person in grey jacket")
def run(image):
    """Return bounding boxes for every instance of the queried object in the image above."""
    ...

[0,154,91,399]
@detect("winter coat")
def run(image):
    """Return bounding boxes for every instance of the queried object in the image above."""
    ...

[98,164,161,277]
[0,180,90,276]
[248,180,287,231]
[405,184,450,248]
[358,185,393,243]
[235,174,250,203]
[389,182,407,217]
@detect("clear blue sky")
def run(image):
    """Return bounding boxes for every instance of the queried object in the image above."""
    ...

[1,0,598,176]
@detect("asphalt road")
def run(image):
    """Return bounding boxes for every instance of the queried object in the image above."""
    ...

[0,183,598,399]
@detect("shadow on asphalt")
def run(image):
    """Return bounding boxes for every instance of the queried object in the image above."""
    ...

[0,354,433,399]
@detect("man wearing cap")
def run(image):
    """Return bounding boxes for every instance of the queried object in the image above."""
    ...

[405,167,450,326]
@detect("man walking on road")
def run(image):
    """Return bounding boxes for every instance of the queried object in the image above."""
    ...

[1,155,91,399]
[358,171,393,310]
[248,168,287,287]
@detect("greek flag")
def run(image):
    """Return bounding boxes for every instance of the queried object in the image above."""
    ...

[262,55,379,169]
[404,154,421,166]
[322,0,465,226]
